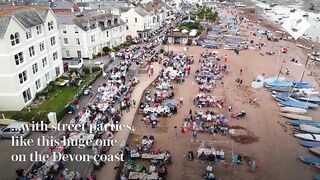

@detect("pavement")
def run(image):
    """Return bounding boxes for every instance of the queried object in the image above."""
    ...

[94,62,162,180]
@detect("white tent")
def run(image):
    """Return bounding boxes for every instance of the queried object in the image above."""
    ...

[181,29,189,33]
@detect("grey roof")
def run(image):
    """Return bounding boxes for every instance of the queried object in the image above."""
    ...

[0,6,49,38]
[51,0,73,9]
[12,0,51,6]
[56,11,125,31]
[134,6,149,17]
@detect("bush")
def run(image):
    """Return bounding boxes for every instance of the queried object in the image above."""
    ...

[82,67,90,74]
[113,46,120,51]
[97,51,106,57]
[92,54,97,59]
[92,66,101,72]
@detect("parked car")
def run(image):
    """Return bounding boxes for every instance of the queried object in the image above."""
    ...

[0,122,30,139]
[68,57,84,70]
[94,61,104,69]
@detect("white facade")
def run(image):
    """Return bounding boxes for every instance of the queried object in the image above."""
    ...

[121,7,152,38]
[58,14,126,59]
[0,8,63,111]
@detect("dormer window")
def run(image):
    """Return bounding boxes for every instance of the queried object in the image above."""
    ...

[114,18,118,24]
[10,32,20,46]
[48,21,54,31]
[108,20,112,25]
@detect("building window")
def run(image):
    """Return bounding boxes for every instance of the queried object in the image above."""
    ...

[74,27,79,34]
[14,52,24,66]
[107,31,109,37]
[35,79,41,90]
[135,17,137,23]
[62,26,67,34]
[29,46,35,57]
[55,66,60,77]
[32,63,38,74]
[64,38,68,44]
[22,88,32,103]
[39,41,45,51]
[126,19,128,23]
[50,36,56,46]
[77,51,81,58]
[126,26,129,30]
[91,35,95,43]
[53,51,58,61]
[76,38,80,45]
[26,29,32,39]
[18,70,28,84]
[10,32,20,46]
[45,72,50,82]
[42,57,48,68]
[48,21,54,31]
[66,51,70,57]
[36,25,42,35]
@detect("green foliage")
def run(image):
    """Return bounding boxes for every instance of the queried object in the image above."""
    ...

[82,66,90,74]
[92,66,102,72]
[102,47,110,54]
[178,21,200,30]
[113,46,120,52]
[193,6,219,22]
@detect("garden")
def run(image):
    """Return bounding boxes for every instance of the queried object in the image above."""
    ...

[1,69,102,123]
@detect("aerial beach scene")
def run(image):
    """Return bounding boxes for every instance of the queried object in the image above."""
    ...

[0,0,320,180]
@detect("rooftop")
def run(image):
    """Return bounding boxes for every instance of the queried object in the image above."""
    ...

[56,11,125,31]
[0,5,50,38]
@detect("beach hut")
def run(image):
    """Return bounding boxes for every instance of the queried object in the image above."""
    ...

[167,31,188,45]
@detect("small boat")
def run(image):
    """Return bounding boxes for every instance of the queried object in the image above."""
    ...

[310,147,320,156]
[279,113,312,120]
[296,44,312,50]
[296,96,320,104]
[280,107,307,114]
[299,156,320,165]
[290,9,296,13]
[279,98,319,109]
[288,120,320,128]
[270,3,278,7]
[303,13,309,17]
[298,89,319,95]
[269,86,294,92]
[294,133,320,141]
[265,8,272,11]
[265,81,293,87]
[299,140,320,148]
[300,125,320,134]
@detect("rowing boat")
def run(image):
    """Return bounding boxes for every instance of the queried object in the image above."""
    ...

[280,107,307,114]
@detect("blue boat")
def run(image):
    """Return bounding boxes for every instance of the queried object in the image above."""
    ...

[299,140,320,148]
[297,96,320,104]
[293,83,314,89]
[265,81,293,87]
[288,120,320,128]
[279,98,319,109]
[299,156,320,165]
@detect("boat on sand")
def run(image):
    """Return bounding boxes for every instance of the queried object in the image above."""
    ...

[280,106,307,114]
[279,113,312,120]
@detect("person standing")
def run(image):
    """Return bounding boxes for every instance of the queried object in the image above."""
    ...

[224,54,228,63]
[240,68,242,75]
[179,97,184,106]
[192,130,197,140]
[174,126,178,138]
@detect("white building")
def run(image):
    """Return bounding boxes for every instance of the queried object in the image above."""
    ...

[120,6,152,39]
[57,11,126,59]
[0,6,64,111]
